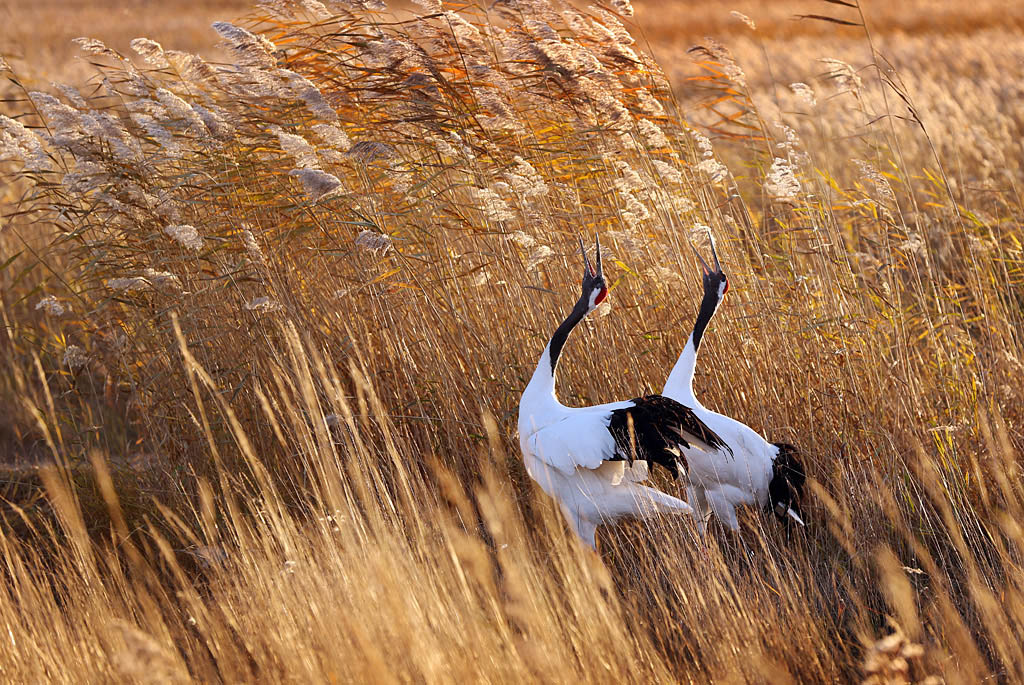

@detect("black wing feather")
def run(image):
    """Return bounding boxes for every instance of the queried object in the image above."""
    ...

[607,395,729,479]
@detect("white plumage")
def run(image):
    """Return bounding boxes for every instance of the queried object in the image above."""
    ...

[519,398,689,548]
[518,236,722,549]
[662,231,806,533]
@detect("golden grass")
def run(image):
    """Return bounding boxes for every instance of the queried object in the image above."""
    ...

[1,0,1022,681]
[0,0,250,84]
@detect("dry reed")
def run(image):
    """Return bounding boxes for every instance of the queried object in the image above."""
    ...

[1,0,1022,681]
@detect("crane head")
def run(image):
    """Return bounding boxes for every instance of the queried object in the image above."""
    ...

[689,226,729,301]
[578,233,608,311]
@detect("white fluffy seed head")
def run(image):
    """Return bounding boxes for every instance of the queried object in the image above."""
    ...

[354,230,392,254]
[730,11,756,30]
[241,228,267,264]
[164,224,204,251]
[789,82,817,107]
[144,268,182,290]
[245,296,282,313]
[526,245,553,270]
[108,276,149,291]
[35,295,67,316]
[473,187,514,223]
[765,158,801,200]
[770,159,798,201]
[697,158,728,184]
[290,168,343,201]
[63,345,88,370]
[130,38,169,68]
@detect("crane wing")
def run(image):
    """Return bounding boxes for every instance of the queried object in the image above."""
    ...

[526,409,621,477]
[608,395,731,479]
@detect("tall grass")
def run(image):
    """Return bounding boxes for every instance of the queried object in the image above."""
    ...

[1,0,1022,681]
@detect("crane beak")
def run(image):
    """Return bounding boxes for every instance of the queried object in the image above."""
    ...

[688,237,713,277]
[689,226,723,277]
[786,508,805,526]
[594,233,603,279]
[706,226,722,273]
[578,235,594,276]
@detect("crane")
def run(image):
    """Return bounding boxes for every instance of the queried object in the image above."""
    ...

[518,235,728,548]
[662,229,805,533]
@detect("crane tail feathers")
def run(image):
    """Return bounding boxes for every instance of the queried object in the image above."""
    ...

[636,486,693,515]
[669,426,716,453]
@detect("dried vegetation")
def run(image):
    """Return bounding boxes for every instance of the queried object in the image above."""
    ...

[1,0,1023,681]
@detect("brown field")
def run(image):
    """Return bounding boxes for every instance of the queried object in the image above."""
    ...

[1,0,1023,682]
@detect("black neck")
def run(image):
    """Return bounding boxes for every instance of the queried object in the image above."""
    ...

[549,300,588,375]
[691,287,720,352]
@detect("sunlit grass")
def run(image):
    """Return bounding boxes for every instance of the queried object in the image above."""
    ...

[1,0,1022,681]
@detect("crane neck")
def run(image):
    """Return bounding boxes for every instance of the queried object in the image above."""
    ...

[691,285,721,353]
[663,285,721,405]
[523,298,588,405]
[548,300,588,375]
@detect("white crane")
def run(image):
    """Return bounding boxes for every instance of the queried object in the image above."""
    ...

[662,230,806,533]
[518,236,729,549]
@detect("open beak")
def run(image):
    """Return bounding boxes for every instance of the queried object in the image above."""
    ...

[689,240,713,277]
[786,508,805,526]
[706,226,722,273]
[688,226,723,277]
[579,235,594,276]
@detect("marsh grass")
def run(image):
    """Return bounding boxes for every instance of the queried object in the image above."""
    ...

[0,0,1022,681]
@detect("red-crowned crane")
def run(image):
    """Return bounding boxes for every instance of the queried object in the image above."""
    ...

[662,230,806,534]
[518,235,729,549]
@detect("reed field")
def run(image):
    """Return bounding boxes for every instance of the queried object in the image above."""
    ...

[1,0,1023,681]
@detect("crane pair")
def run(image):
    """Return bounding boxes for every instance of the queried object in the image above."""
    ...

[517,232,805,549]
